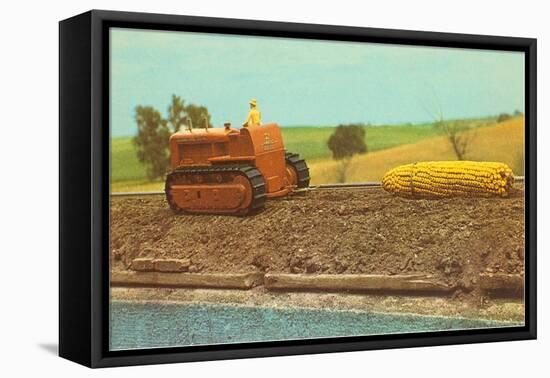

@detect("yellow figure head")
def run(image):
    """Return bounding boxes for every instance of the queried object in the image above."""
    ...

[249,99,257,108]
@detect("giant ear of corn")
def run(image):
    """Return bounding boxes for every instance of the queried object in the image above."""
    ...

[382,161,514,198]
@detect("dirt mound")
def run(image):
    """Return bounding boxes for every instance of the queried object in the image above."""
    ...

[110,186,524,295]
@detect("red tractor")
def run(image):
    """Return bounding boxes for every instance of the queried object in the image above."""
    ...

[165,123,309,215]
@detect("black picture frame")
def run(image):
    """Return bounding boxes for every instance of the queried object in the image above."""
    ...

[59,9,537,368]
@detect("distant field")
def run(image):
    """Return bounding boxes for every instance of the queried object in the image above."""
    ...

[111,138,149,182]
[280,124,448,162]
[110,117,502,192]
[308,117,525,184]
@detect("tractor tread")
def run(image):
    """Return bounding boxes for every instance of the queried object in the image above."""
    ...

[165,164,267,215]
[285,152,311,188]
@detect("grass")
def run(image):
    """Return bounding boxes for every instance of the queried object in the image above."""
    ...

[111,137,149,182]
[280,124,447,162]
[110,116,505,192]
[111,180,166,193]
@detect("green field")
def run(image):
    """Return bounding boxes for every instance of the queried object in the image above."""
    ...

[111,138,151,182]
[111,118,497,190]
[280,124,447,162]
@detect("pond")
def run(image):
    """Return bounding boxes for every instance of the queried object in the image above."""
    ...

[110,301,519,351]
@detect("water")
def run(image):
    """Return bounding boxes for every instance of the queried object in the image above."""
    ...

[110,301,518,351]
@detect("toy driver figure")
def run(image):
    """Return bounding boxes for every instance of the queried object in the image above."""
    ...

[243,99,262,127]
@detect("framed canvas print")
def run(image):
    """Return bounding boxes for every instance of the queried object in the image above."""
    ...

[59,10,536,368]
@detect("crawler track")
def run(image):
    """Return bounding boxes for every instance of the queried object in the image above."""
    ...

[285,152,310,188]
[165,165,267,214]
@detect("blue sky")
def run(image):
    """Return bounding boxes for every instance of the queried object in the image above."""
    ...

[110,28,524,137]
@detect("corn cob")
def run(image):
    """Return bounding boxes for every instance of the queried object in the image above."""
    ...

[382,161,514,198]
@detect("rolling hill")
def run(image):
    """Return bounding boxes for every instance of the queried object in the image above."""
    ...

[110,117,522,191]
[308,117,524,184]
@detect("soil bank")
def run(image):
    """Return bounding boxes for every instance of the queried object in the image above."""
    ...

[111,186,525,295]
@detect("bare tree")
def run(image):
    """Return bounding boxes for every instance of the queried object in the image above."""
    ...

[434,110,476,161]
[420,87,477,161]
[421,93,476,161]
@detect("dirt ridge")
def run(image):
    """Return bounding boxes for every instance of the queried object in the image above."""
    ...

[111,186,524,301]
